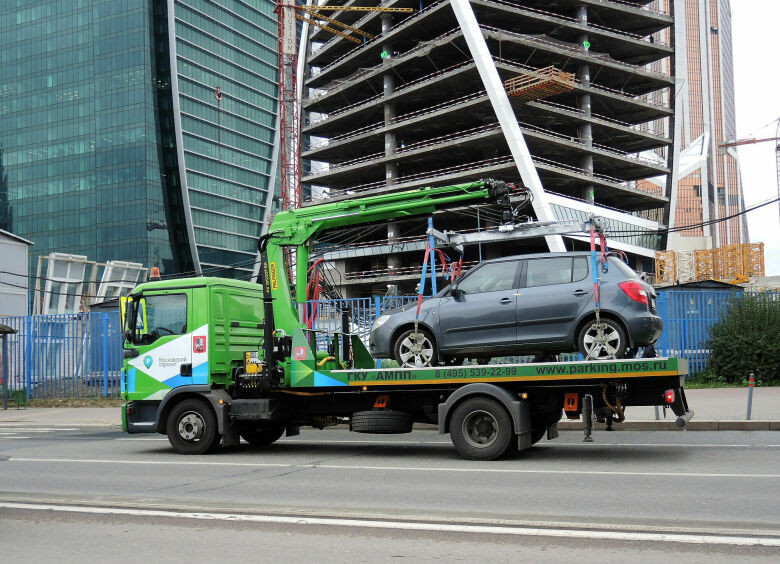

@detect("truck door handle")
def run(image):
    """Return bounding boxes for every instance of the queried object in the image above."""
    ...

[180,363,193,377]
[572,290,588,296]
[499,297,514,304]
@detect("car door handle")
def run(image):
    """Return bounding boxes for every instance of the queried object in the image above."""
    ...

[572,290,588,296]
[499,297,514,304]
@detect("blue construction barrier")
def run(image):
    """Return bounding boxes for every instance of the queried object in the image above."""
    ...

[0,312,123,400]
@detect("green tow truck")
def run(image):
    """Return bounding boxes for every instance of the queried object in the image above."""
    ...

[121,180,693,460]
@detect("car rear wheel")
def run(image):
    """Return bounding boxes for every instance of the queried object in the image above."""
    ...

[578,318,627,359]
[393,328,438,368]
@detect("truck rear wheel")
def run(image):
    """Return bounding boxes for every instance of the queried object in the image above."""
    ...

[449,397,513,460]
[240,423,286,446]
[166,399,220,455]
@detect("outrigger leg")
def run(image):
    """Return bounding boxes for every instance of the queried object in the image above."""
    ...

[583,394,593,442]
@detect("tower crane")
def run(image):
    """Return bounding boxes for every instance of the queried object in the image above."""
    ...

[718,118,780,221]
[275,2,414,211]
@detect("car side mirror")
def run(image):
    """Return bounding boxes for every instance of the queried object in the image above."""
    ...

[450,284,465,298]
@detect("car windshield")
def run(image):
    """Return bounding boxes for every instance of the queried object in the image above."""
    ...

[608,256,640,279]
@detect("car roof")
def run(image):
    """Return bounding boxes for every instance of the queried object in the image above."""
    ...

[482,251,593,263]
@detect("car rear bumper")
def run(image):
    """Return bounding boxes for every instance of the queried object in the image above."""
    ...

[624,313,663,346]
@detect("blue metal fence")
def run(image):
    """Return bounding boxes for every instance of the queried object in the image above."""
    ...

[1,290,776,400]
[0,312,123,400]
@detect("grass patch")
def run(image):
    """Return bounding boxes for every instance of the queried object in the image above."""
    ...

[26,398,124,408]
[684,371,776,389]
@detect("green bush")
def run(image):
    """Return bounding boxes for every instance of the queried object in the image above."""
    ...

[707,293,780,385]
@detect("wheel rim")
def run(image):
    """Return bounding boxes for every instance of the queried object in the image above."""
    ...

[461,409,498,449]
[583,323,621,359]
[177,411,206,442]
[398,332,434,367]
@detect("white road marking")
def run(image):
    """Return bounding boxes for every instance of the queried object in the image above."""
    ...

[7,457,780,479]
[278,439,780,449]
[1,501,778,547]
[0,428,79,433]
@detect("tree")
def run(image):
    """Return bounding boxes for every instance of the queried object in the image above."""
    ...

[708,293,780,385]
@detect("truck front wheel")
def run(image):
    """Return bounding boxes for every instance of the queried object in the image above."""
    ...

[449,397,514,460]
[166,399,221,454]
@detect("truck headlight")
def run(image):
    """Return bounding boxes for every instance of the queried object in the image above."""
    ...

[372,315,390,330]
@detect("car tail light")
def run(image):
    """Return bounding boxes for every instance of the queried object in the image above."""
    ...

[618,281,648,305]
[664,389,675,404]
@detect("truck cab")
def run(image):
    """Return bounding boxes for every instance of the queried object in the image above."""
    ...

[121,278,265,432]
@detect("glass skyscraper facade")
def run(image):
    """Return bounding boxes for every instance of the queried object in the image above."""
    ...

[0,0,278,279]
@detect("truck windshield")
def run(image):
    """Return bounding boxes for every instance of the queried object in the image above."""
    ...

[129,294,188,345]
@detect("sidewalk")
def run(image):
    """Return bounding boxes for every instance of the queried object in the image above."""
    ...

[0,388,778,430]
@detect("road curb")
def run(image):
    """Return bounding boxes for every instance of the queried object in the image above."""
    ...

[556,420,777,431]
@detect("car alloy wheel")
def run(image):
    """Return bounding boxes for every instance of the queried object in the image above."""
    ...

[579,319,626,359]
[395,329,436,368]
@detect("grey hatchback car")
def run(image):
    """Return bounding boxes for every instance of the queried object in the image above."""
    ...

[369,251,662,367]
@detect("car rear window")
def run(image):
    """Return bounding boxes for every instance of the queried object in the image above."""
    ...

[608,256,640,279]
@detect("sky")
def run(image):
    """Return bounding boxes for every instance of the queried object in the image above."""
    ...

[731,1,780,275]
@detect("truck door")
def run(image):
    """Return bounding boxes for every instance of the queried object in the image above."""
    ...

[515,256,593,345]
[437,259,521,350]
[125,291,195,397]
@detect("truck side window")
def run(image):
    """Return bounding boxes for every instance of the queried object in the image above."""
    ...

[136,294,188,344]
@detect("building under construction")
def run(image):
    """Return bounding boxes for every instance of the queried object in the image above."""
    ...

[299,0,675,296]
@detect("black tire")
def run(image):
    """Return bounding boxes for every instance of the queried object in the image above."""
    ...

[577,318,627,360]
[240,422,286,446]
[351,410,413,434]
[449,397,514,460]
[166,399,220,455]
[393,328,437,368]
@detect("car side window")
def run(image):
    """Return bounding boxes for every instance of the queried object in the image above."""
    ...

[457,261,518,294]
[526,257,576,287]
[573,257,589,282]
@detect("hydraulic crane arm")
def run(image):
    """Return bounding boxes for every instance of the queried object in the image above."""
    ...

[258,180,512,334]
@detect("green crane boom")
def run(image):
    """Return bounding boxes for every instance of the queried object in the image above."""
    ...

[258,179,512,335]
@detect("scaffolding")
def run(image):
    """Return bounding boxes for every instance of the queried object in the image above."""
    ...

[655,243,765,285]
[503,66,575,102]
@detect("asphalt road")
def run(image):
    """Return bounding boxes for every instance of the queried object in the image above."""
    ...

[1,425,779,562]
